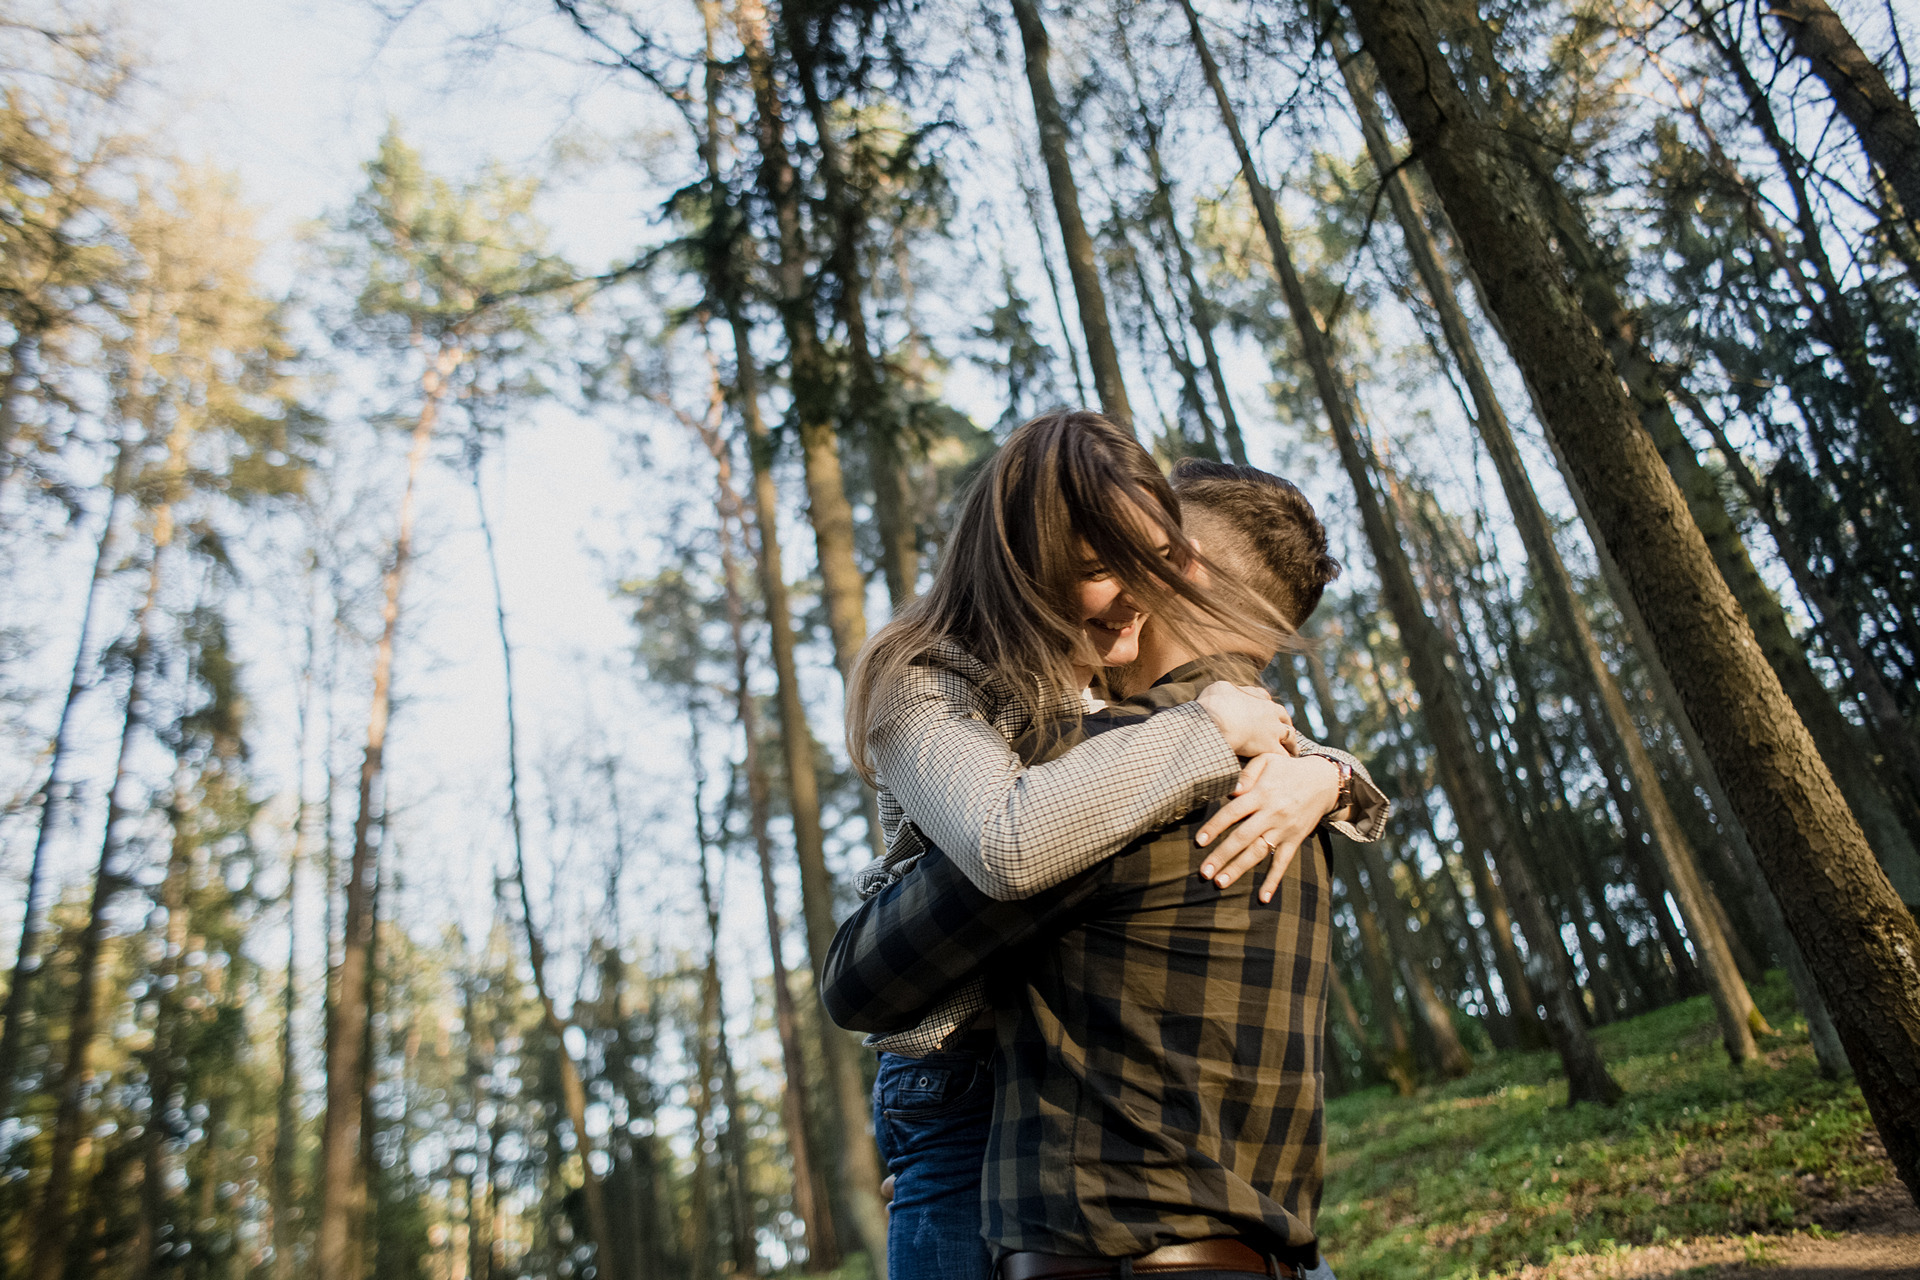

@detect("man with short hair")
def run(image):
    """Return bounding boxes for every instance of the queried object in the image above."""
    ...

[823,461,1384,1279]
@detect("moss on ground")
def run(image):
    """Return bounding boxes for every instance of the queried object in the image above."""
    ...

[1318,972,1890,1280]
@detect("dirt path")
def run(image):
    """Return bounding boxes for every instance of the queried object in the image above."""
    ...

[1518,1183,1919,1280]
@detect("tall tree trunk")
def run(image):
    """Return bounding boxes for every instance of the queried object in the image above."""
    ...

[1360,842,1475,1077]
[33,503,168,1280]
[131,777,195,1280]
[1490,111,1920,908]
[731,344,890,1275]
[1334,25,1766,1060]
[1186,0,1620,1103]
[1343,0,1920,1192]
[780,9,920,608]
[1335,839,1419,1094]
[270,580,315,1280]
[690,760,760,1277]
[700,8,891,1265]
[0,433,134,1122]
[317,341,462,1280]
[1006,0,1134,429]
[734,0,869,681]
[473,448,618,1277]
[1142,134,1248,465]
[1767,0,1920,232]
[703,398,838,1270]
[1281,652,1428,1089]
[1015,152,1090,405]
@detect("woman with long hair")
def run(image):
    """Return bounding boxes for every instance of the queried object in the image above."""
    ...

[845,410,1373,1280]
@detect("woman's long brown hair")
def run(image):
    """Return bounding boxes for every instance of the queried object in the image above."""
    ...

[846,409,1287,783]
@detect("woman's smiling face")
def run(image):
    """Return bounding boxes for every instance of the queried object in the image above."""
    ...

[1072,511,1176,671]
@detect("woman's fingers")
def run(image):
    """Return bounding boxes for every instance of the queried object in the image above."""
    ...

[1258,842,1296,903]
[1206,829,1276,889]
[1230,752,1272,797]
[1196,788,1265,851]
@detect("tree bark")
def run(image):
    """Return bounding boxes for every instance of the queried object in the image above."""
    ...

[1499,128,1920,910]
[706,403,839,1271]
[1344,0,1920,1191]
[316,342,461,1280]
[735,0,870,680]
[779,8,920,609]
[1335,25,1765,1060]
[1767,0,1920,230]
[1187,0,1619,1103]
[1006,0,1134,429]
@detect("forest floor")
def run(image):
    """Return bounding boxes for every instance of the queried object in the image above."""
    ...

[1318,972,1917,1280]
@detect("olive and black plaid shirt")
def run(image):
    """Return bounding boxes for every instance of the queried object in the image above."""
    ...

[822,656,1343,1259]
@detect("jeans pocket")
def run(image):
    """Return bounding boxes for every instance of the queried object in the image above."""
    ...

[877,1051,988,1120]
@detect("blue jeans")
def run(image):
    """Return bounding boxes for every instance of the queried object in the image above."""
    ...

[873,1049,995,1280]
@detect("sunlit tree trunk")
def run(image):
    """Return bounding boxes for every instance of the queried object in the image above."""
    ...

[700,393,838,1270]
[317,341,462,1280]
[734,0,869,680]
[780,8,919,608]
[700,8,890,1265]
[1006,0,1133,429]
[1187,0,1619,1103]
[1344,0,1920,1190]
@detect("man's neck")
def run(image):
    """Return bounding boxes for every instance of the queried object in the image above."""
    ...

[1133,632,1271,687]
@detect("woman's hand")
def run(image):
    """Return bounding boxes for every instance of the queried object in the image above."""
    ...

[1197,681,1297,757]
[1193,752,1342,902]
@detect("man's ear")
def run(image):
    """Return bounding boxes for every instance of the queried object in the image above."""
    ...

[1184,538,1212,587]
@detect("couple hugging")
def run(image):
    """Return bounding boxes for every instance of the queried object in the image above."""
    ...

[822,410,1391,1280]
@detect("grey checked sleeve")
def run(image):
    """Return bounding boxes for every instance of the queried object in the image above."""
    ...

[866,663,1241,902]
[1293,735,1390,842]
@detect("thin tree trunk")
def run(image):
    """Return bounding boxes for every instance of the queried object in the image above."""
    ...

[1360,842,1474,1077]
[1335,25,1765,1060]
[734,0,869,681]
[271,567,318,1280]
[473,447,617,1277]
[0,433,134,1121]
[1015,152,1091,406]
[689,752,759,1276]
[316,341,461,1280]
[699,7,890,1264]
[1335,838,1419,1093]
[33,506,167,1280]
[701,384,838,1270]
[1767,0,1920,231]
[1344,0,1920,1189]
[780,10,919,609]
[1187,0,1619,1102]
[131,775,195,1280]
[1006,0,1134,430]
[1144,136,1248,465]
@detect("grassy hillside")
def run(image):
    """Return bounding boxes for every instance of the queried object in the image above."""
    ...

[1317,973,1894,1279]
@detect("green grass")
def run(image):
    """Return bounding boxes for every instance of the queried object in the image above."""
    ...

[1318,972,1890,1280]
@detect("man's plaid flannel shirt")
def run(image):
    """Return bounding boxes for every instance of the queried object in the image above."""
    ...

[824,656,1377,1258]
[858,644,1389,1056]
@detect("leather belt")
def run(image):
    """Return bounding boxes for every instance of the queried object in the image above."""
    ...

[999,1238,1302,1279]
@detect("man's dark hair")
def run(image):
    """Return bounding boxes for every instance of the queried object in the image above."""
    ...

[1169,458,1341,627]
